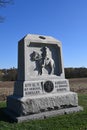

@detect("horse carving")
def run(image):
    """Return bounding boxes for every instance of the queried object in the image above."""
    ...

[30,47,55,75]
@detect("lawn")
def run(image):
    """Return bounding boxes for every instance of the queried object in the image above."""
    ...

[0,94,87,130]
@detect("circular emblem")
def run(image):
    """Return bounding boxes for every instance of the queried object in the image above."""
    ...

[44,81,54,93]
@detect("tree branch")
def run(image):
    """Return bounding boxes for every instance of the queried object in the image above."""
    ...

[0,0,13,7]
[0,0,13,23]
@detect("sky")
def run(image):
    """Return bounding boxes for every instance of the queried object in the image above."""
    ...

[0,0,87,69]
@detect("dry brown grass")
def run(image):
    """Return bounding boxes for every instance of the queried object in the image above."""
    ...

[0,81,14,101]
[69,78,87,94]
[0,78,87,101]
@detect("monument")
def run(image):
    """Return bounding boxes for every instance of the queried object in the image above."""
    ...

[6,34,83,122]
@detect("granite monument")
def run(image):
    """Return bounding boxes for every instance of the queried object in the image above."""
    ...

[6,34,83,122]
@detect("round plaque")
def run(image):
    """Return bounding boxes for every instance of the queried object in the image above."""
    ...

[44,81,54,93]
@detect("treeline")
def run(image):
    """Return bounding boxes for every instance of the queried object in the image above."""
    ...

[0,67,87,81]
[65,67,87,78]
[0,67,17,81]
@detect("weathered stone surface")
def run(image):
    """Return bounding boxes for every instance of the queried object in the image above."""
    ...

[5,106,83,122]
[6,34,83,122]
[7,92,78,116]
[17,34,65,81]
[13,79,70,97]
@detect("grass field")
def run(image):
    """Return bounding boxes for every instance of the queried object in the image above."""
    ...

[0,78,87,130]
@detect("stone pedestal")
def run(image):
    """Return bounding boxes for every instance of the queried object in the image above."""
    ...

[7,92,78,116]
[6,91,83,122]
[5,34,83,122]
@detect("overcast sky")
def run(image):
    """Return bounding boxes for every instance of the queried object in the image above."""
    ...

[0,0,87,68]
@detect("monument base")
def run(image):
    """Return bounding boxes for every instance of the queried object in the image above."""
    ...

[6,91,83,122]
[5,106,83,122]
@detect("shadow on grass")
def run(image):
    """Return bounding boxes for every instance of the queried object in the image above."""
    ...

[0,107,15,123]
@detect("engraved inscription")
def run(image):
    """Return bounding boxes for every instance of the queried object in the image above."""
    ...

[24,80,69,96]
[24,82,42,96]
[54,80,68,92]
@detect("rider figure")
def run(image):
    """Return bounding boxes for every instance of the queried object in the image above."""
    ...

[41,46,48,67]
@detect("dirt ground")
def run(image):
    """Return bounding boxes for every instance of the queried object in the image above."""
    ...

[0,78,87,101]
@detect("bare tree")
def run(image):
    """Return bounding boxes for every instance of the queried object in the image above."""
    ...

[0,0,13,22]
